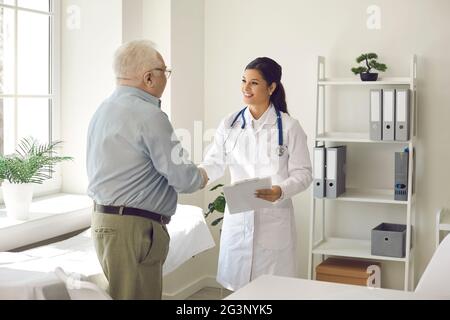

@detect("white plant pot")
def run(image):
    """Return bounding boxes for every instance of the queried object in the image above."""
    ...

[2,182,34,220]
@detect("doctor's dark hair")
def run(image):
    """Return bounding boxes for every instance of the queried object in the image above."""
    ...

[245,57,289,114]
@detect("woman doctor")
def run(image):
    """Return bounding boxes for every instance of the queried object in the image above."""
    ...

[201,57,312,291]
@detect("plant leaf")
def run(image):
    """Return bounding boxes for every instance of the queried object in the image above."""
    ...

[213,195,226,213]
[356,54,367,63]
[351,66,367,75]
[0,137,73,184]
[212,217,224,226]
[209,184,224,192]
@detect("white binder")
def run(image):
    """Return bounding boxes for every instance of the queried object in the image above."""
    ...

[395,89,410,141]
[313,146,325,198]
[223,177,273,214]
[370,89,383,141]
[325,146,346,198]
[382,89,395,141]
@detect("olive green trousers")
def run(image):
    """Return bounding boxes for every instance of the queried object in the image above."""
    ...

[91,211,170,300]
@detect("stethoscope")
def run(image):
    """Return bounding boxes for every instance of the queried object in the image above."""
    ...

[224,107,286,157]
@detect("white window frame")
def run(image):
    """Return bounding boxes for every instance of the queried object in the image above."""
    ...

[0,0,61,200]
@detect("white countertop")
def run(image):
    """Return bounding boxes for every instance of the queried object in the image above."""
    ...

[226,275,439,300]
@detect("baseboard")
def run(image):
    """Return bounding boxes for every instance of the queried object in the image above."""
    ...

[162,276,222,300]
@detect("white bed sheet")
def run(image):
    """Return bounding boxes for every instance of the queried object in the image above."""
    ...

[0,204,215,300]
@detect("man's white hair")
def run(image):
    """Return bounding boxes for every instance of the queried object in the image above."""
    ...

[113,40,160,79]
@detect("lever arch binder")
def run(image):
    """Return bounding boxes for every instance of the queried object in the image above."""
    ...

[370,89,383,141]
[313,146,326,198]
[325,146,347,199]
[383,89,396,141]
[395,89,410,141]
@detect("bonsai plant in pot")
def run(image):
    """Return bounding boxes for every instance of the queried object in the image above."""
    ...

[0,137,73,220]
[351,53,387,81]
[205,184,225,227]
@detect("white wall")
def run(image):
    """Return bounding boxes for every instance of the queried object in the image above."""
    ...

[122,0,143,42]
[61,0,122,193]
[60,0,171,191]
[170,0,205,206]
[142,0,172,117]
[160,0,219,296]
[204,0,450,289]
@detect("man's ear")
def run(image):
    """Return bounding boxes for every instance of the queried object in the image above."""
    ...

[144,71,154,88]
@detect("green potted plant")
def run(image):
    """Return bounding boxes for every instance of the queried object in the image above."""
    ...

[0,137,73,220]
[351,53,387,81]
[205,184,226,226]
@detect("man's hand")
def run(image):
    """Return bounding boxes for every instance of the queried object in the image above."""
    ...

[255,185,282,202]
[199,167,209,189]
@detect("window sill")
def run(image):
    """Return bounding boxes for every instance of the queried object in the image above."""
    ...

[0,193,93,252]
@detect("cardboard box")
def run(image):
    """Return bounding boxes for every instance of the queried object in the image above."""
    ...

[316,258,381,287]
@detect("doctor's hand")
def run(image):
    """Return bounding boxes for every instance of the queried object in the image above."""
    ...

[255,186,282,203]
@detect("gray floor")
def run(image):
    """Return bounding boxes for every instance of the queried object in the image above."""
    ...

[186,287,233,300]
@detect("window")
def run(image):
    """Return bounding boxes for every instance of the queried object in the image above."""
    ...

[0,0,61,194]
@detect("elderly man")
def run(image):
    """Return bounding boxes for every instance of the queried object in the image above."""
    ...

[86,40,208,300]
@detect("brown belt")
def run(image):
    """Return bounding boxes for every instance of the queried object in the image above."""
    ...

[94,203,171,225]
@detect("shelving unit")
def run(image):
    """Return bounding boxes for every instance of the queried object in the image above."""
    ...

[311,237,411,263]
[315,132,411,144]
[329,188,408,205]
[436,208,450,248]
[307,56,417,291]
[318,78,411,86]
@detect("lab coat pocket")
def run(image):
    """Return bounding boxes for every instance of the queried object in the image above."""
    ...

[256,207,292,250]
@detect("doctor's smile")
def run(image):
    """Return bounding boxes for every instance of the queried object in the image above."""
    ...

[241,69,276,111]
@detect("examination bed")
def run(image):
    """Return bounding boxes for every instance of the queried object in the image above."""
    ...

[0,204,215,299]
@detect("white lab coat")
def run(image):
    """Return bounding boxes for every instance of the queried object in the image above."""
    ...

[201,105,312,291]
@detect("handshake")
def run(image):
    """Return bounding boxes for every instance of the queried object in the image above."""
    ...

[199,167,209,190]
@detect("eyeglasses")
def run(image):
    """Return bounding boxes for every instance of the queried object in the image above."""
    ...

[116,67,172,81]
[150,67,172,79]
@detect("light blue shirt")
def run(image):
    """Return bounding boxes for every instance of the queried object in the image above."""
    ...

[86,86,202,216]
